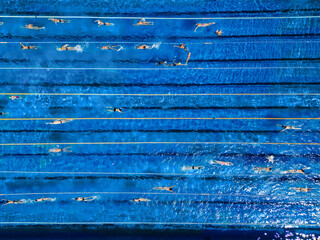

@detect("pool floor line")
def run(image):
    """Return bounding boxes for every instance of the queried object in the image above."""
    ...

[0,222,315,228]
[0,15,320,20]
[3,93,320,96]
[0,117,320,120]
[0,66,316,70]
[1,142,320,146]
[0,170,304,177]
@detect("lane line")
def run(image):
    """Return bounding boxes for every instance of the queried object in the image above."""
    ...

[11,116,319,120]
[0,67,316,70]
[0,15,320,20]
[2,93,320,96]
[0,142,320,146]
[2,41,319,44]
[0,222,313,227]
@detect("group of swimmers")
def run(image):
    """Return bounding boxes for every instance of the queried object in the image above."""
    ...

[11,18,221,35]
[2,196,97,205]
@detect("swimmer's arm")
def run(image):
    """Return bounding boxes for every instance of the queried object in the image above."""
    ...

[194,25,199,32]
[62,44,69,48]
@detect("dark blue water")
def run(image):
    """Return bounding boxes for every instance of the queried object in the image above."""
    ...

[0,0,320,239]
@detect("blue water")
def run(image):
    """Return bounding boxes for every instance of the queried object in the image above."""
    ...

[0,0,320,239]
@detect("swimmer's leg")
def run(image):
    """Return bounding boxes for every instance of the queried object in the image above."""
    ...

[62,147,72,152]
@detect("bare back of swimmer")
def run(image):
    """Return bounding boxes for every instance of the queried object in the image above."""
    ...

[290,187,314,193]
[22,24,45,30]
[95,20,114,26]
[194,22,215,32]
[35,197,56,202]
[74,196,97,202]
[132,198,150,202]
[49,18,70,24]
[281,125,302,132]
[49,147,72,153]
[253,167,272,172]
[134,18,153,26]
[281,167,310,174]
[106,107,123,113]
[153,186,175,192]
[46,119,73,124]
[2,199,25,205]
[20,43,37,50]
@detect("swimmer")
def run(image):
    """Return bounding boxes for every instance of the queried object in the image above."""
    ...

[136,44,153,50]
[280,125,302,132]
[46,119,73,125]
[2,199,25,205]
[49,146,72,153]
[215,30,223,36]
[58,44,77,51]
[281,167,310,174]
[0,22,3,25]
[266,155,275,163]
[170,52,191,66]
[22,24,45,30]
[253,167,272,172]
[174,43,188,52]
[106,107,123,113]
[9,96,21,100]
[194,22,215,32]
[155,61,168,66]
[132,198,150,202]
[20,43,37,50]
[211,160,233,166]
[99,45,122,51]
[94,20,114,27]
[153,186,175,192]
[35,197,56,202]
[184,166,205,170]
[0,112,8,116]
[74,196,97,202]
[49,18,70,24]
[290,187,314,193]
[133,18,153,26]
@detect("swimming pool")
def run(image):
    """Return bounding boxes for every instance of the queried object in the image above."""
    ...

[0,0,320,238]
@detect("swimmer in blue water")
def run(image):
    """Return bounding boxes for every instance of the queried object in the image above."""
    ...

[253,167,272,172]
[2,199,25,205]
[106,107,123,113]
[0,112,8,116]
[22,24,45,30]
[95,20,114,27]
[280,125,302,132]
[155,61,168,66]
[290,187,314,193]
[170,52,191,66]
[216,30,223,36]
[20,43,37,50]
[133,18,153,26]
[281,167,310,174]
[174,43,188,52]
[35,197,56,202]
[183,166,205,170]
[153,186,175,192]
[194,22,215,32]
[99,45,123,51]
[74,196,97,202]
[58,44,77,51]
[49,146,72,153]
[9,95,21,100]
[0,22,3,25]
[49,18,70,24]
[46,119,73,125]
[132,198,150,202]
